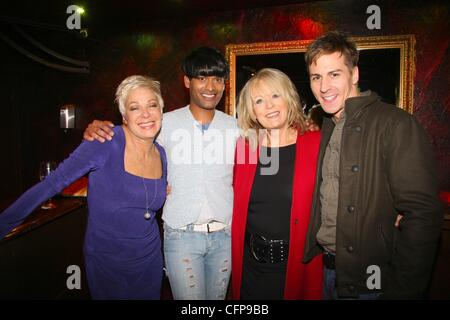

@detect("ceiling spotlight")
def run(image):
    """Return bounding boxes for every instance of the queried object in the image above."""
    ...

[76,6,85,14]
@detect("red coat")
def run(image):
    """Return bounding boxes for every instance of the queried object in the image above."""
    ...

[231,131,323,299]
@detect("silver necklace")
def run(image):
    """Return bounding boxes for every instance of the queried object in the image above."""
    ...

[142,145,158,220]
[142,176,157,220]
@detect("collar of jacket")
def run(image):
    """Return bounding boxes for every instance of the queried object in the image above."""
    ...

[323,90,381,126]
[345,90,380,119]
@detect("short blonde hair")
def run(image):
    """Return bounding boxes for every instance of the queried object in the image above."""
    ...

[115,75,164,116]
[237,68,307,149]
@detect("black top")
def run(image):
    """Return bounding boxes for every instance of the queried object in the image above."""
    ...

[246,144,296,239]
[241,143,296,300]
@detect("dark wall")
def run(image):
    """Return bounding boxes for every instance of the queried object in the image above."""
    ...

[0,25,123,199]
[0,33,87,199]
[1,0,449,201]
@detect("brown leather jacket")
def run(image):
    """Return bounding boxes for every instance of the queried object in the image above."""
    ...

[303,91,443,299]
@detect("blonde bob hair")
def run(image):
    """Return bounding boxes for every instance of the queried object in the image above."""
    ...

[115,75,164,116]
[237,68,307,150]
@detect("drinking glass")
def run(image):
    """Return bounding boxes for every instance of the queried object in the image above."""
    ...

[39,161,57,209]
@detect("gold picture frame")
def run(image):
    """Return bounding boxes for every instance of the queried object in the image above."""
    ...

[225,35,415,116]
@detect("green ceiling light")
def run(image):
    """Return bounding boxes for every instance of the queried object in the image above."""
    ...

[136,34,156,48]
[76,6,85,14]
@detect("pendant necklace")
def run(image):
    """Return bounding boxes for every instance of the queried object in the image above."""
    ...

[142,176,157,220]
[142,146,158,220]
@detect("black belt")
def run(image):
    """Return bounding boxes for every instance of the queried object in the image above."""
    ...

[245,231,289,263]
[323,252,336,270]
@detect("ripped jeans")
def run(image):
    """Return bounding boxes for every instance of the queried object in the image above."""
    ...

[163,224,231,300]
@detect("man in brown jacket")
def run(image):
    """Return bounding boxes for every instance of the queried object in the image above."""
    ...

[303,31,443,299]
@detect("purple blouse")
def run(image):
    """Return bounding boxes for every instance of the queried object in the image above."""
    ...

[0,126,167,299]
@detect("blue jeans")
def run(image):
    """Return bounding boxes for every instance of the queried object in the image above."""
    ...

[163,224,231,300]
[323,266,381,300]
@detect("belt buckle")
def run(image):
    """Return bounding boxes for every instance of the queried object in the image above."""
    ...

[249,233,267,263]
[206,222,221,233]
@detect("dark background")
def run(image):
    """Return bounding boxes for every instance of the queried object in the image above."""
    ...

[0,0,449,201]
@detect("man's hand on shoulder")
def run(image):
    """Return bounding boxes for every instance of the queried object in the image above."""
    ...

[305,118,320,132]
[83,120,115,143]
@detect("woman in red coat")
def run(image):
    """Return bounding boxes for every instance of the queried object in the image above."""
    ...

[232,68,323,299]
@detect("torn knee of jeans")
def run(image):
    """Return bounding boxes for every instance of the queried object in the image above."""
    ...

[181,263,195,287]
[187,273,195,287]
[220,259,229,272]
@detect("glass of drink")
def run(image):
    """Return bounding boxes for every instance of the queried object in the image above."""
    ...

[39,161,57,209]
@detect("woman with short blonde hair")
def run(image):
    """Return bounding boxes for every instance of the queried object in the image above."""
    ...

[1,75,167,299]
[115,75,164,116]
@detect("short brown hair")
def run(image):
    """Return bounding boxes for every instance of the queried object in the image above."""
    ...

[305,31,359,73]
